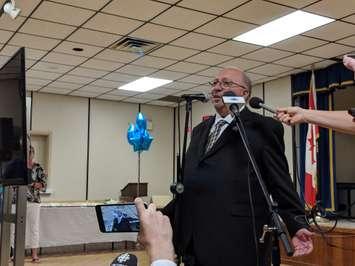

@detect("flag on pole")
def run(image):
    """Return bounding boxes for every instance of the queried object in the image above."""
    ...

[304,70,319,207]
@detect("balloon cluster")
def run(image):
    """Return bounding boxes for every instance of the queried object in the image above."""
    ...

[127,112,153,152]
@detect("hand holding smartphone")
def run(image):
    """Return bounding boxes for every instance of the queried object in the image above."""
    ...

[95,203,141,233]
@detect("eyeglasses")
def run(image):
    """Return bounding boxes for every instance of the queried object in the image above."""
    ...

[208,79,247,90]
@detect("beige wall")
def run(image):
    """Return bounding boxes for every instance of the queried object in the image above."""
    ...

[31,93,88,201]
[31,93,174,201]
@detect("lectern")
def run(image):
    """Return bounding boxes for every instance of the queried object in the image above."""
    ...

[120,182,147,202]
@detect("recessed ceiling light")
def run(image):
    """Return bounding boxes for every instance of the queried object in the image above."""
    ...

[233,10,334,46]
[118,77,172,92]
[72,47,84,52]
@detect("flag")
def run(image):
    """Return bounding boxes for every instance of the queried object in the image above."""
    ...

[304,70,319,207]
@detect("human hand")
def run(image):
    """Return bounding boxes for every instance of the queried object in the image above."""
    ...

[343,55,355,72]
[135,198,175,263]
[292,228,314,256]
[276,106,307,125]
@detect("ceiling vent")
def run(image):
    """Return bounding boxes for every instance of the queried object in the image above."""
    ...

[110,37,162,55]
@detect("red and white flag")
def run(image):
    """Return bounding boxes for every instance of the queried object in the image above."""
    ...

[304,70,319,207]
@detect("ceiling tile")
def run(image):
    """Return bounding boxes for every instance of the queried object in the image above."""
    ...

[337,35,355,47]
[208,41,260,57]
[109,89,138,96]
[15,0,42,16]
[53,41,103,57]
[19,18,76,39]
[0,29,13,43]
[0,15,26,31]
[342,14,355,24]
[164,81,196,90]
[171,90,191,96]
[195,17,256,38]
[26,70,62,80]
[271,35,327,53]
[103,0,169,20]
[0,55,10,68]
[303,43,355,58]
[26,85,41,92]
[104,72,140,82]
[249,64,293,76]
[179,75,211,84]
[148,86,178,95]
[92,79,124,88]
[219,57,264,70]
[97,94,126,101]
[42,52,88,66]
[150,45,200,60]
[50,0,110,10]
[1,45,47,61]
[197,66,224,77]
[84,13,143,35]
[178,0,248,15]
[132,55,177,68]
[68,29,120,48]
[70,90,102,98]
[305,0,355,19]
[49,81,83,90]
[25,59,37,69]
[166,62,209,73]
[245,72,268,82]
[58,74,96,84]
[274,54,322,68]
[187,85,211,94]
[225,0,293,25]
[79,85,112,94]
[81,58,124,71]
[31,62,74,74]
[304,21,355,42]
[303,59,336,70]
[171,32,225,50]
[130,23,187,43]
[149,70,189,80]
[122,97,150,103]
[152,6,215,30]
[266,0,317,8]
[26,78,51,86]
[95,49,141,63]
[135,93,164,100]
[117,65,157,76]
[242,48,294,62]
[68,67,108,78]
[9,33,60,50]
[40,87,72,94]
[186,52,232,65]
[149,100,176,107]
[32,1,95,26]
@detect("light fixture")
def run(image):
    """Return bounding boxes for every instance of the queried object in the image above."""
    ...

[118,77,172,92]
[233,10,334,46]
[1,0,21,19]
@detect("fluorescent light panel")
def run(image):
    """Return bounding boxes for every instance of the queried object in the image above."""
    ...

[233,10,334,46]
[118,77,172,92]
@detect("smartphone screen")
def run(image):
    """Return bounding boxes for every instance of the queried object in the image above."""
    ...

[95,203,140,233]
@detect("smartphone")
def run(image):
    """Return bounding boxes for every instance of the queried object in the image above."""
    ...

[95,203,140,233]
[348,108,355,117]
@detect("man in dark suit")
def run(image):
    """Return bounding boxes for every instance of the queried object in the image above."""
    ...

[164,67,313,266]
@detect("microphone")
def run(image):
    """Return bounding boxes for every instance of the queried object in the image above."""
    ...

[222,91,245,113]
[180,92,210,103]
[111,253,137,266]
[249,97,276,114]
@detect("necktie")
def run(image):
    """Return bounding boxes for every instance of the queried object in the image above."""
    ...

[205,120,227,154]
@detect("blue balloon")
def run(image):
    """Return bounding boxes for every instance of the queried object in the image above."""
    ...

[126,112,154,152]
[136,112,147,130]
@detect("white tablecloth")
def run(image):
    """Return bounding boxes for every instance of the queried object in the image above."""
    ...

[40,205,137,247]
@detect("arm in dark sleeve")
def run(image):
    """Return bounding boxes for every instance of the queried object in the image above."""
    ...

[262,122,307,237]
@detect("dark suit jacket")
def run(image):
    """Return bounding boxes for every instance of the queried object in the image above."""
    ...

[164,108,306,266]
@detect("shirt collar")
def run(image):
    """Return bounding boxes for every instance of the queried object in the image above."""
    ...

[214,105,245,124]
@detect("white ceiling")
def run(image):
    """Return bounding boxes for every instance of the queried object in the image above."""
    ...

[0,0,354,106]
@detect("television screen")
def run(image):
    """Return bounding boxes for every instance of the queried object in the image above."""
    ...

[0,47,28,186]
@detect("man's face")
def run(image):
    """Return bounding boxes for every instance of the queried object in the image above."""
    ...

[210,69,249,114]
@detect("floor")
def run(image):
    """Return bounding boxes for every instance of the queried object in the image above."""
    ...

[19,251,150,266]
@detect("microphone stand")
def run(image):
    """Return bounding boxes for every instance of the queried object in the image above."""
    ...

[170,98,192,265]
[229,104,294,266]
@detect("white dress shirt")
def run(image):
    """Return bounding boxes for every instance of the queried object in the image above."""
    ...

[151,259,176,266]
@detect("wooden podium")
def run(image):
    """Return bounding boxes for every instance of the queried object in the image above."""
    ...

[120,182,148,202]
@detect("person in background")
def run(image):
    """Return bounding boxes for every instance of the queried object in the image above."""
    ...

[276,54,355,135]
[135,198,175,266]
[26,145,47,263]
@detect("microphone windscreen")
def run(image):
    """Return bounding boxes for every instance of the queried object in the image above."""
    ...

[111,253,138,266]
[249,97,264,109]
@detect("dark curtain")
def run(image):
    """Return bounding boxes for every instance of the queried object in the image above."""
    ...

[291,62,354,210]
